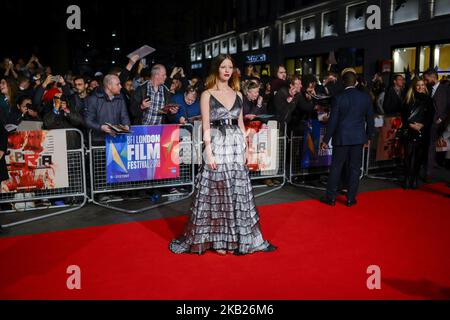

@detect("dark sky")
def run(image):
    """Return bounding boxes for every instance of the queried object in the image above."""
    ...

[2,0,195,74]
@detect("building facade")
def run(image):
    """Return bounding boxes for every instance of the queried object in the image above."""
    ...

[188,0,450,81]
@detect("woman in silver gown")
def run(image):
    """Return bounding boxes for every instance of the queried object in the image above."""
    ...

[169,54,277,255]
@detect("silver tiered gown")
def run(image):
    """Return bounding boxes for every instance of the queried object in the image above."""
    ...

[169,94,271,254]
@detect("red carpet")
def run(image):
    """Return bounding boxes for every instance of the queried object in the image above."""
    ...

[1,183,450,300]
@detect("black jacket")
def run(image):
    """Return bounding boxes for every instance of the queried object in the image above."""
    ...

[402,92,433,140]
[43,105,84,150]
[84,87,131,143]
[430,82,450,136]
[324,88,374,146]
[382,86,405,115]
[0,123,9,181]
[242,95,267,116]
[290,92,315,135]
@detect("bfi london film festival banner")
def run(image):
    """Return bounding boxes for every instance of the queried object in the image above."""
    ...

[1,130,69,192]
[301,119,332,169]
[106,125,180,184]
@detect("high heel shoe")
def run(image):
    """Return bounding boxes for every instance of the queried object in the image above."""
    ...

[215,249,227,255]
[263,243,277,252]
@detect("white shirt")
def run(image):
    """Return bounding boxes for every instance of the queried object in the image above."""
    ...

[431,82,440,97]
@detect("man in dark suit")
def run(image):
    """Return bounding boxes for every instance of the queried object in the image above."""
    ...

[424,68,450,178]
[382,74,405,115]
[320,68,375,206]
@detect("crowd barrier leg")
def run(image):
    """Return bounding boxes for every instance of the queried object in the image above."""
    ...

[0,129,88,228]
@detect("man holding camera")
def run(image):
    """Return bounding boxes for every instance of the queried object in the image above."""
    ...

[7,95,41,125]
[42,92,84,149]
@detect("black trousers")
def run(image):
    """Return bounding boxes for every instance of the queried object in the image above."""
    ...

[404,134,427,182]
[326,145,363,201]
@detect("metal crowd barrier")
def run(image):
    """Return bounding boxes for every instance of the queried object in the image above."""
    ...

[248,121,287,198]
[0,129,87,228]
[364,126,403,182]
[289,132,366,191]
[193,121,287,198]
[88,124,195,214]
[289,132,328,191]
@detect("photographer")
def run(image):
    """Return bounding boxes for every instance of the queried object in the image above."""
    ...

[33,73,67,116]
[165,66,189,95]
[43,93,84,149]
[3,58,18,79]
[7,95,41,125]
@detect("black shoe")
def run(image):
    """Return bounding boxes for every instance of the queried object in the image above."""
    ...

[346,199,357,207]
[403,177,410,190]
[233,250,245,256]
[320,197,336,206]
[263,243,277,252]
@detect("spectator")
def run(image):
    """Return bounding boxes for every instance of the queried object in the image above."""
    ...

[323,72,343,97]
[32,74,64,116]
[84,74,130,144]
[423,68,450,179]
[270,65,288,94]
[0,122,8,182]
[63,75,89,117]
[8,95,41,125]
[267,65,288,115]
[129,64,178,125]
[371,72,386,114]
[173,85,200,124]
[274,74,303,130]
[0,76,19,121]
[17,75,34,97]
[242,81,266,119]
[88,78,100,94]
[166,67,188,95]
[43,93,84,149]
[3,58,18,79]
[382,74,406,115]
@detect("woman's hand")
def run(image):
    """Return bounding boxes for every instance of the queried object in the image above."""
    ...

[409,122,424,132]
[206,152,217,170]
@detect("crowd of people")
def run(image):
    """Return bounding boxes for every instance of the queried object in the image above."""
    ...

[1,52,449,195]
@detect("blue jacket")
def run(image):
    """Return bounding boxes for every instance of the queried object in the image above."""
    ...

[323,88,374,146]
[173,93,200,123]
[84,87,130,133]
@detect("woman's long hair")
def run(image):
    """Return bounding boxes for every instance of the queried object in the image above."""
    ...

[205,54,240,92]
[1,77,19,107]
[405,76,428,105]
